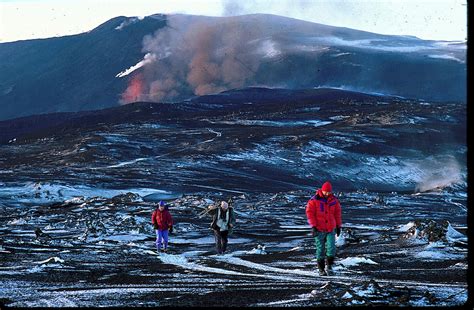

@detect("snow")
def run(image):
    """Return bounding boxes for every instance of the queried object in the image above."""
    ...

[245,245,267,255]
[36,257,65,265]
[314,36,448,53]
[101,234,149,243]
[397,221,416,232]
[100,157,149,168]
[330,52,352,57]
[213,254,318,279]
[7,218,27,225]
[170,236,252,245]
[216,119,332,127]
[302,141,343,160]
[64,197,86,204]
[427,54,464,63]
[344,224,391,231]
[0,182,171,203]
[342,291,353,298]
[414,249,464,260]
[153,252,265,278]
[338,257,378,267]
[446,222,467,243]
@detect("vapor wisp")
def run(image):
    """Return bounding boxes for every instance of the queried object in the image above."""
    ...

[414,156,465,193]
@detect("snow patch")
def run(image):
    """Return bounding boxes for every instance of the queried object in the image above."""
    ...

[414,249,464,260]
[302,141,343,160]
[171,236,251,245]
[397,222,416,232]
[427,54,464,63]
[102,234,149,243]
[338,257,378,267]
[36,256,65,265]
[0,182,170,203]
[216,119,331,127]
[7,218,27,225]
[246,244,267,255]
[446,223,467,244]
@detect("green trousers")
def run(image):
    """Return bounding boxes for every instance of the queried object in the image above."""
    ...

[314,230,336,260]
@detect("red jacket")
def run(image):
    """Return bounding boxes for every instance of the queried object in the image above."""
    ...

[151,209,173,230]
[306,189,342,232]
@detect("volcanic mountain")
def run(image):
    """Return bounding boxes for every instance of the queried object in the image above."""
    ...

[0,13,466,121]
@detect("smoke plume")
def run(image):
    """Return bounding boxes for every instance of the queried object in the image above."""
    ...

[120,14,267,104]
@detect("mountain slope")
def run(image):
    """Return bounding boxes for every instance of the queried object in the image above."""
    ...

[0,15,167,120]
[0,14,466,121]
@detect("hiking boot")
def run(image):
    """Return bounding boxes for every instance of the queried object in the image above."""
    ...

[163,248,168,253]
[317,259,327,276]
[325,256,334,276]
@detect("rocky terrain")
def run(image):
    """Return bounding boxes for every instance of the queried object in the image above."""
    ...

[0,88,468,307]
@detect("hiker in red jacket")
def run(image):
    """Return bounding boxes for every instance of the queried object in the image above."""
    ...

[305,181,342,276]
[151,201,173,252]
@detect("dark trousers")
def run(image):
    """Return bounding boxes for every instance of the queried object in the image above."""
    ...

[213,229,229,254]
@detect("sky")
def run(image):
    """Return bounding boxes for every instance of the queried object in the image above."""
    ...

[0,0,467,43]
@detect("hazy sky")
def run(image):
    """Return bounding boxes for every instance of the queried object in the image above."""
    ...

[0,0,467,43]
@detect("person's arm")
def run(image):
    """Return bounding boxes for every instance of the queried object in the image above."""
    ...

[305,200,317,228]
[335,199,342,236]
[167,212,173,233]
[306,200,319,236]
[229,208,236,227]
[206,205,217,216]
[151,211,158,229]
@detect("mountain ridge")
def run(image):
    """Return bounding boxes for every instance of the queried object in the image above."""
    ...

[0,13,466,121]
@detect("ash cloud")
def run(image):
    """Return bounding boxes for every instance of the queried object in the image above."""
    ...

[120,14,266,104]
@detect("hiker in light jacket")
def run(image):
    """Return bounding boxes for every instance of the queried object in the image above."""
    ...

[206,201,236,254]
[306,181,342,276]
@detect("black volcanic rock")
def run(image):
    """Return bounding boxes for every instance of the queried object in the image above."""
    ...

[0,87,381,143]
[0,87,466,194]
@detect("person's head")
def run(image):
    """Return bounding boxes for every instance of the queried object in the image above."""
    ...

[220,201,229,210]
[321,181,332,197]
[159,200,165,210]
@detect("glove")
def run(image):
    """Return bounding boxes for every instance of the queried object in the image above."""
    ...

[153,223,158,230]
[311,227,318,237]
[336,227,341,237]
[169,226,173,234]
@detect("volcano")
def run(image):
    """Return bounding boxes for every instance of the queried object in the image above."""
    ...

[0,14,466,121]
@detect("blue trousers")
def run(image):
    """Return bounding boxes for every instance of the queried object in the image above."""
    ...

[155,229,169,250]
